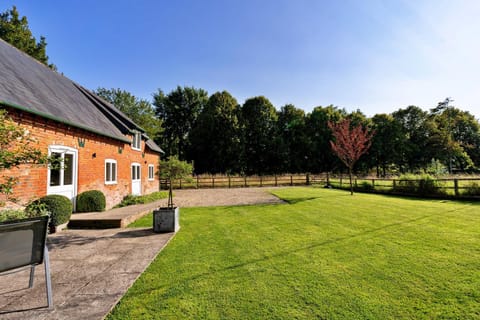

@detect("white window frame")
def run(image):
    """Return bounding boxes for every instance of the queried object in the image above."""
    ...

[148,164,155,181]
[132,131,141,151]
[105,159,117,185]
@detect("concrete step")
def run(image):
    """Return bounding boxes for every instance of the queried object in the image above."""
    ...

[68,202,162,229]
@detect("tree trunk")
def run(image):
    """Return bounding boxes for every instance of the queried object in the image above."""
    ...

[349,167,353,195]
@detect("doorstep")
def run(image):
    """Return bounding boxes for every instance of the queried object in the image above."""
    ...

[68,200,164,229]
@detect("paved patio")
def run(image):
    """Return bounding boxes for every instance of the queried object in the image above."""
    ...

[0,228,174,320]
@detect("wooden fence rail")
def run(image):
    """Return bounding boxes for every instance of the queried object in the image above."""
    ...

[161,174,319,190]
[161,174,480,199]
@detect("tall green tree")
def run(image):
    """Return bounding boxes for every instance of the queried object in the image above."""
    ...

[392,106,435,172]
[240,96,280,175]
[153,86,208,160]
[94,88,162,141]
[190,91,241,174]
[306,105,346,173]
[0,6,55,69]
[277,104,309,173]
[430,106,479,172]
[369,114,404,176]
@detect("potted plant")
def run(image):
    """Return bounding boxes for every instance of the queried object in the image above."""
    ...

[153,156,193,233]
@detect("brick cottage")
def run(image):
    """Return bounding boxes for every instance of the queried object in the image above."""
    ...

[0,39,163,209]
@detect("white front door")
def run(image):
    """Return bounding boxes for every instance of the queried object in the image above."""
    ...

[47,146,78,206]
[131,163,141,195]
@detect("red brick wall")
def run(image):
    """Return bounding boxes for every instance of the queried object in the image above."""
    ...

[1,109,161,209]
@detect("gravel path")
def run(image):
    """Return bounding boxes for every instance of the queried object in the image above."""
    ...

[157,187,286,207]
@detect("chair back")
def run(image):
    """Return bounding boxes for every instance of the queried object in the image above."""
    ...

[0,216,49,273]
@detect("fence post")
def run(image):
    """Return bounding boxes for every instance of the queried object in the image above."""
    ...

[454,179,459,196]
[355,178,357,188]
[244,176,247,188]
[326,172,330,186]
[179,178,182,189]
[372,179,375,188]
[197,175,199,188]
[290,175,293,186]
[212,176,215,188]
[340,175,343,187]
[260,176,263,187]
[228,175,231,188]
[393,179,396,189]
[306,174,310,186]
[275,174,278,186]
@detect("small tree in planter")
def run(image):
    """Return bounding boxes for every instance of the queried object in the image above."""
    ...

[153,156,193,233]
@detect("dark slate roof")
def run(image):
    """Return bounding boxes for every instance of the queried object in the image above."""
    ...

[145,138,164,154]
[0,38,163,153]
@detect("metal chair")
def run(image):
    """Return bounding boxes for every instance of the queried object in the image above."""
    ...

[0,215,52,309]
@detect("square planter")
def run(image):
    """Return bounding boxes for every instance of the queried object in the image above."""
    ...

[153,207,179,233]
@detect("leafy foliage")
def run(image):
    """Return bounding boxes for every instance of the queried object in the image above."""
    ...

[462,182,480,196]
[277,104,310,173]
[0,110,47,198]
[240,96,280,174]
[0,205,48,222]
[94,88,162,140]
[304,105,346,173]
[160,156,193,208]
[76,190,106,212]
[0,6,55,69]
[26,194,72,227]
[393,174,446,196]
[153,86,208,159]
[328,118,375,194]
[190,91,241,174]
[115,191,168,208]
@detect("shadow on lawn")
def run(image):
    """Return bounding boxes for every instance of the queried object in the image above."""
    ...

[283,197,319,204]
[276,192,352,205]
[136,206,470,299]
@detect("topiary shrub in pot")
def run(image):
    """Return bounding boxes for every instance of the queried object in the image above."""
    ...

[26,195,72,233]
[153,156,193,233]
[76,190,106,212]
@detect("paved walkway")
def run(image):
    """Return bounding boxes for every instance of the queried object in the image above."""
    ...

[0,228,174,320]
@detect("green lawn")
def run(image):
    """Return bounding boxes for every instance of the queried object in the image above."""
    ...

[109,188,480,319]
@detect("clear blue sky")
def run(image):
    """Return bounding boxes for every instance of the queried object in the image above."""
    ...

[4,0,480,118]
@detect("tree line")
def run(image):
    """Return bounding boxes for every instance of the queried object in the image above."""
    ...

[2,6,480,177]
[94,87,480,176]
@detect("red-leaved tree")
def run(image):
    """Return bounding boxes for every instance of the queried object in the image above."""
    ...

[328,119,375,195]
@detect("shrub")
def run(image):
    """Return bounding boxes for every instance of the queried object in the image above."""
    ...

[357,181,374,192]
[393,174,446,196]
[462,182,480,196]
[0,209,29,223]
[115,191,168,208]
[76,190,106,212]
[0,202,49,223]
[26,195,72,227]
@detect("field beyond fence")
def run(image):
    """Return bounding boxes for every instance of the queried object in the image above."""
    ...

[161,174,480,200]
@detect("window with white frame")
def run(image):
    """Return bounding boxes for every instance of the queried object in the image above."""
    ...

[132,131,141,150]
[105,159,117,184]
[148,164,155,181]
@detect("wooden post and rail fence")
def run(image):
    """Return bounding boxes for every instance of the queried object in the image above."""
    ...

[160,173,480,199]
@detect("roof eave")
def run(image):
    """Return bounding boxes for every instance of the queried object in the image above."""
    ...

[1,100,131,143]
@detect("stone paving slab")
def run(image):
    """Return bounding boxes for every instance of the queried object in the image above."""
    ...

[0,228,174,320]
